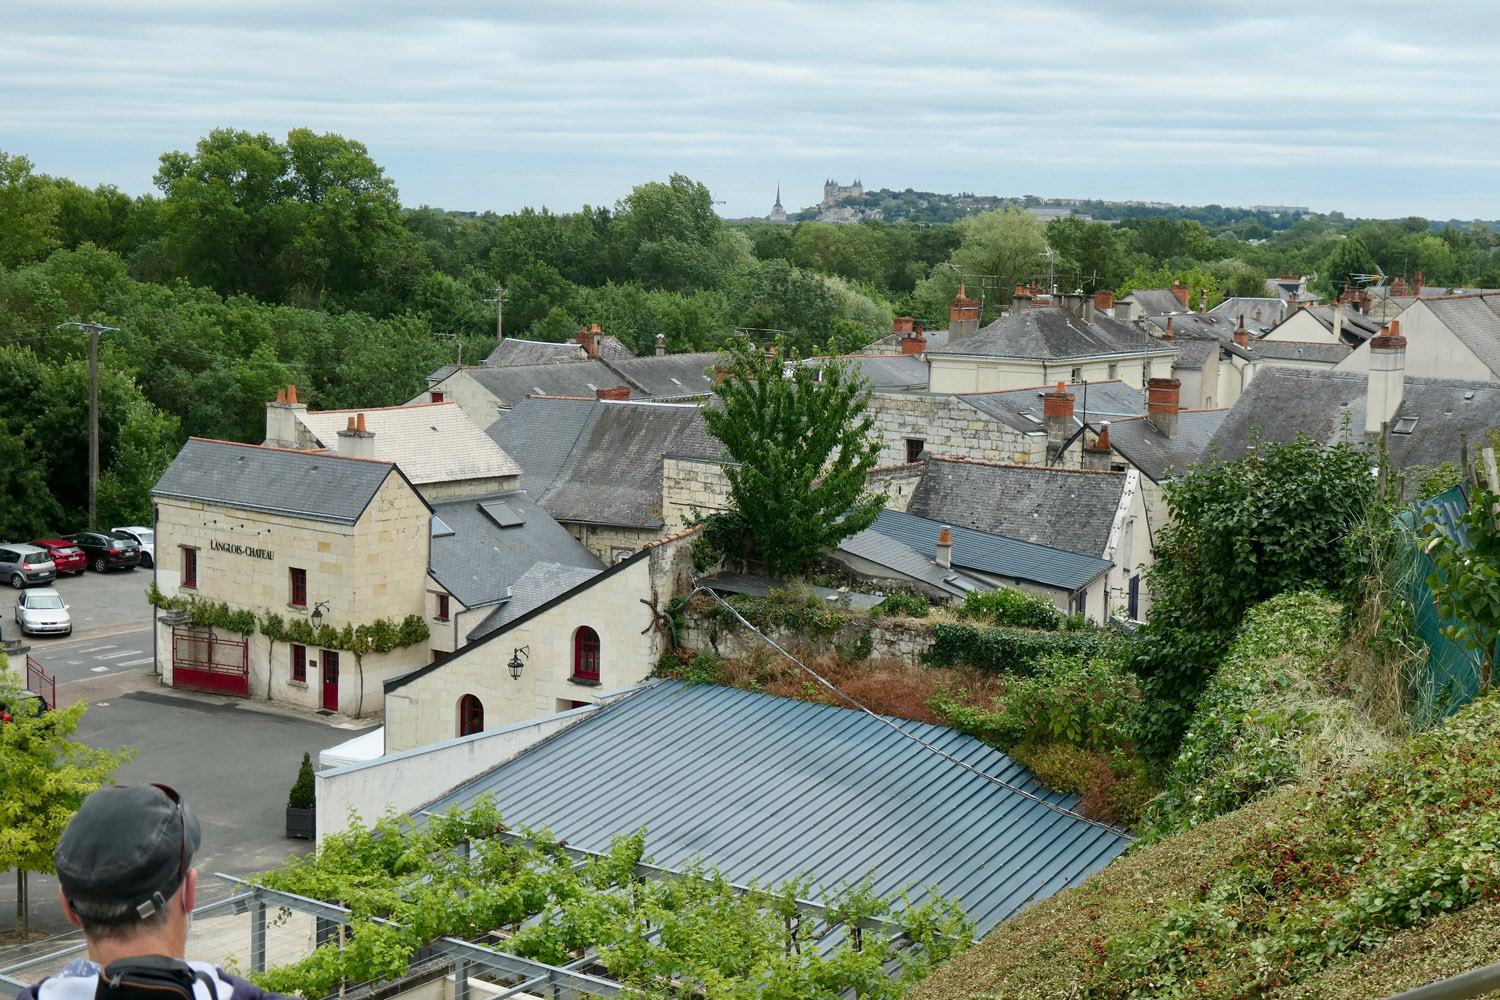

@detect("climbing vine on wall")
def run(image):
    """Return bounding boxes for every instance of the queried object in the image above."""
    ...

[148,582,429,652]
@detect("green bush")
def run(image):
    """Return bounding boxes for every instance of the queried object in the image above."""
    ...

[287,751,315,809]
[924,622,1106,675]
[876,591,930,618]
[955,587,1063,630]
[932,653,1141,752]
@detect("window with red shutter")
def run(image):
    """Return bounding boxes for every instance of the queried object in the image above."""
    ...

[573,627,600,682]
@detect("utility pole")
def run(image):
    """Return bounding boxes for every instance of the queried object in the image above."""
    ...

[57,322,120,529]
[489,286,507,345]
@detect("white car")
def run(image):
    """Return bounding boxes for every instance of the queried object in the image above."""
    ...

[15,587,71,637]
[112,526,156,568]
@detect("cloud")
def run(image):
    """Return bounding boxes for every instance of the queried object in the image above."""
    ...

[3,1,1498,218]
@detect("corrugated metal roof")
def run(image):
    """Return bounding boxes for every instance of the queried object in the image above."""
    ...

[419,680,1129,933]
[871,509,1112,592]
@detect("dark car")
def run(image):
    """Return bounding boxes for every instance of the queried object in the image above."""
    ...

[30,538,88,576]
[0,688,49,722]
[70,530,142,573]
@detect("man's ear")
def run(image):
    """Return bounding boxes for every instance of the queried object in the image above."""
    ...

[57,887,83,928]
[182,868,198,913]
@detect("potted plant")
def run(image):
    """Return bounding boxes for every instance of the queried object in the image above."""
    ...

[285,751,316,839]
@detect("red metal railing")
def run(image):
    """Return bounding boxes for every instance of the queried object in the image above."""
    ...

[25,654,55,710]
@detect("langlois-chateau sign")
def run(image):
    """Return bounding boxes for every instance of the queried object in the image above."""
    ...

[210,539,275,560]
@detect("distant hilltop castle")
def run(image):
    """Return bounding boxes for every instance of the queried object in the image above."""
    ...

[821,177,863,209]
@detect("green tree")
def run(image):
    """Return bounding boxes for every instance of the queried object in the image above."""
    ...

[1425,482,1500,689]
[0,151,60,267]
[0,662,133,935]
[700,336,885,576]
[912,207,1047,323]
[1313,234,1380,300]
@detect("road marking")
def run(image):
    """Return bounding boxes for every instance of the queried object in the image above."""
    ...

[67,660,83,665]
[91,666,109,673]
[117,658,154,667]
[80,645,117,653]
[96,650,143,660]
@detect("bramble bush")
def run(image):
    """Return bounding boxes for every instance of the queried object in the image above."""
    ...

[954,587,1063,630]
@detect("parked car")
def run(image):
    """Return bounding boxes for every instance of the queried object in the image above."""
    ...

[0,544,57,588]
[69,530,141,573]
[111,526,156,568]
[0,688,50,722]
[14,586,71,637]
[30,538,87,576]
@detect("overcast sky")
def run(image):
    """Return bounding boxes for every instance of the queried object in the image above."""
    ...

[6,1,1499,221]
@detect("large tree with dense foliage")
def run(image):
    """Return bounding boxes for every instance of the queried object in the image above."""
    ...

[701,336,885,577]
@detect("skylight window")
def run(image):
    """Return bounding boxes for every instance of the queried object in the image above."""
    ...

[430,515,455,538]
[1392,415,1419,435]
[478,501,524,528]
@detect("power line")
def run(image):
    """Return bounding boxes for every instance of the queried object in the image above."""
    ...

[683,583,1131,838]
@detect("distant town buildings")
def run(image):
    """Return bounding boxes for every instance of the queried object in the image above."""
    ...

[820,177,863,208]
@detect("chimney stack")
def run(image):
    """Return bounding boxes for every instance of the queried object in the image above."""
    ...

[1043,381,1075,461]
[1233,314,1250,348]
[1365,320,1407,435]
[595,385,631,401]
[575,326,598,359]
[1146,377,1181,439]
[265,384,308,448]
[336,411,376,460]
[935,527,952,569]
[1198,289,1208,313]
[655,333,665,357]
[1162,317,1176,345]
[1084,422,1113,472]
[894,316,914,334]
[1093,289,1115,315]
[1413,270,1424,296]
[1010,287,1033,314]
[900,329,928,355]
[1287,292,1300,316]
[1170,283,1190,309]
[1332,301,1345,344]
[949,285,980,340]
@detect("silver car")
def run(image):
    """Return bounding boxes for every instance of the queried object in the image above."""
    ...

[1,544,57,589]
[15,587,71,636]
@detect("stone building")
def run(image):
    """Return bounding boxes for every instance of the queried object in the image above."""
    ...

[820,177,863,208]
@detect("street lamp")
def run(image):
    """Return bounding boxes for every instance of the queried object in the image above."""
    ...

[507,646,530,680]
[310,601,330,629]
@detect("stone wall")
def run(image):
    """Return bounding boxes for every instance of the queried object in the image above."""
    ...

[677,606,935,663]
[662,457,733,533]
[564,522,663,564]
[868,391,1046,467]
[404,370,505,430]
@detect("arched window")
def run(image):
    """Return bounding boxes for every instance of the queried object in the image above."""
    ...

[458,694,484,737]
[573,627,600,682]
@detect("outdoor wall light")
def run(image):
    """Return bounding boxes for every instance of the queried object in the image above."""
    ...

[507,645,530,680]
[310,601,330,629]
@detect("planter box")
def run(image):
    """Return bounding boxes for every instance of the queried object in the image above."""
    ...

[286,805,315,840]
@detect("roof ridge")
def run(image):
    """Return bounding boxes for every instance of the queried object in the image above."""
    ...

[308,401,453,414]
[955,378,1128,397]
[186,437,396,465]
[928,455,1125,476]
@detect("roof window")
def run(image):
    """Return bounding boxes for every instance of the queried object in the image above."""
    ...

[479,500,524,528]
[1392,415,1419,435]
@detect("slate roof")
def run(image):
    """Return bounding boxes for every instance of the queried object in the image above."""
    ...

[427,364,462,384]
[153,438,400,525]
[929,306,1175,362]
[295,403,521,485]
[465,360,636,408]
[958,380,1147,432]
[1123,289,1191,315]
[1237,339,1352,364]
[1418,295,1500,376]
[419,679,1130,934]
[487,396,603,495]
[481,338,585,366]
[428,490,602,610]
[1206,368,1500,471]
[602,352,718,399]
[1170,339,1219,371]
[836,527,981,597]
[869,510,1112,592]
[1102,410,1228,482]
[907,458,1128,557]
[1147,312,1272,341]
[802,354,929,390]
[467,561,604,640]
[1208,296,1286,326]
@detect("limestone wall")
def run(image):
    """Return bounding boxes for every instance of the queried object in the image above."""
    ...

[564,522,663,564]
[677,608,934,663]
[868,392,1046,467]
[662,457,733,533]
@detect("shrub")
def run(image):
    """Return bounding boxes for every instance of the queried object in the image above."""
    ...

[924,622,1106,675]
[287,751,315,809]
[876,591,930,618]
[955,587,1063,630]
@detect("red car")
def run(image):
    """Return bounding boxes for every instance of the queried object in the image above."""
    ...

[30,539,87,576]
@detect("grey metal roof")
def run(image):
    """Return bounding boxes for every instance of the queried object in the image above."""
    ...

[870,509,1112,592]
[1102,410,1228,483]
[1123,289,1191,316]
[929,306,1175,362]
[1207,368,1500,472]
[428,490,602,609]
[541,402,724,528]
[959,380,1147,432]
[600,352,719,399]
[702,571,886,611]
[418,680,1130,934]
[466,360,637,407]
[907,458,1127,557]
[1418,295,1500,377]
[467,561,604,640]
[152,438,397,525]
[481,338,585,366]
[837,527,980,597]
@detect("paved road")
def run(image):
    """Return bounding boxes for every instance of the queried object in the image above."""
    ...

[18,627,156,685]
[0,669,372,941]
[3,563,155,650]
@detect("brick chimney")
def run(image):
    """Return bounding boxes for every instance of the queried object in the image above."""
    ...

[1413,270,1424,296]
[1233,314,1250,348]
[1043,381,1075,460]
[935,527,952,569]
[655,333,665,357]
[1146,377,1181,439]
[900,328,927,355]
[575,325,599,359]
[1162,317,1176,346]
[1365,320,1406,435]
[1084,422,1113,472]
[949,285,980,340]
[595,385,631,401]
[1390,276,1408,297]
[1198,288,1208,313]
[265,384,308,448]
[1170,283,1190,309]
[1286,292,1300,316]
[336,412,376,460]
[1010,287,1033,314]
[1093,290,1115,314]
[894,316,914,334]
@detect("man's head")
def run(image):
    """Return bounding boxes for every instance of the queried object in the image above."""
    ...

[55,784,201,949]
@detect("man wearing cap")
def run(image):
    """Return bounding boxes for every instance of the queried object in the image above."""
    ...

[17,784,284,1000]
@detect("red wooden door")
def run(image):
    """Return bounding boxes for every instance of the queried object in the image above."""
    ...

[321,651,339,712]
